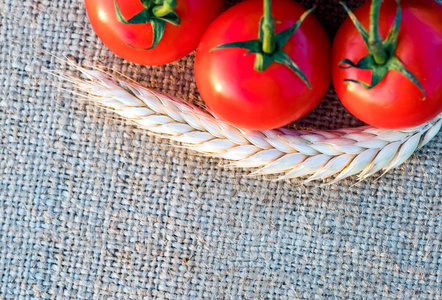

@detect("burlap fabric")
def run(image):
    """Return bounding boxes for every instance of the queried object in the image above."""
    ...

[0,0,441,299]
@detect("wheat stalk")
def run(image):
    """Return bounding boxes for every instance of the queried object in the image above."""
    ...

[68,64,441,182]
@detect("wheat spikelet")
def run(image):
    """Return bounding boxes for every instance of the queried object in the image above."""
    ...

[69,64,442,182]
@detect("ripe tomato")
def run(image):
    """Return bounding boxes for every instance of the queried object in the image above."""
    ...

[332,0,442,128]
[194,0,331,130]
[84,0,225,65]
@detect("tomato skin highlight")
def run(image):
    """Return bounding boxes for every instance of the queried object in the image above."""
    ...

[194,0,331,130]
[332,0,442,129]
[84,0,225,65]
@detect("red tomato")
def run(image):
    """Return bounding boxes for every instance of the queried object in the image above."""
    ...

[194,0,331,130]
[84,0,224,65]
[332,0,442,128]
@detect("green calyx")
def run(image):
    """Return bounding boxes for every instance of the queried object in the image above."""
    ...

[114,0,180,50]
[212,0,314,89]
[339,0,426,99]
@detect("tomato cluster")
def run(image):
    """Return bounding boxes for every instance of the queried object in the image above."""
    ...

[84,0,442,130]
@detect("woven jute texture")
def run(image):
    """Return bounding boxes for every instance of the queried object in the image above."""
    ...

[0,0,441,299]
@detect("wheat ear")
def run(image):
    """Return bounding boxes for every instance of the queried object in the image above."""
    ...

[69,65,441,182]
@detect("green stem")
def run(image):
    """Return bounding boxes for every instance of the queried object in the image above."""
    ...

[153,0,177,17]
[369,0,388,65]
[262,0,275,54]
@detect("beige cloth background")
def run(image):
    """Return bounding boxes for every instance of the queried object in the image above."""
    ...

[0,0,441,298]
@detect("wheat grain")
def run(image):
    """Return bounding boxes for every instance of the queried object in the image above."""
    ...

[70,64,442,182]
